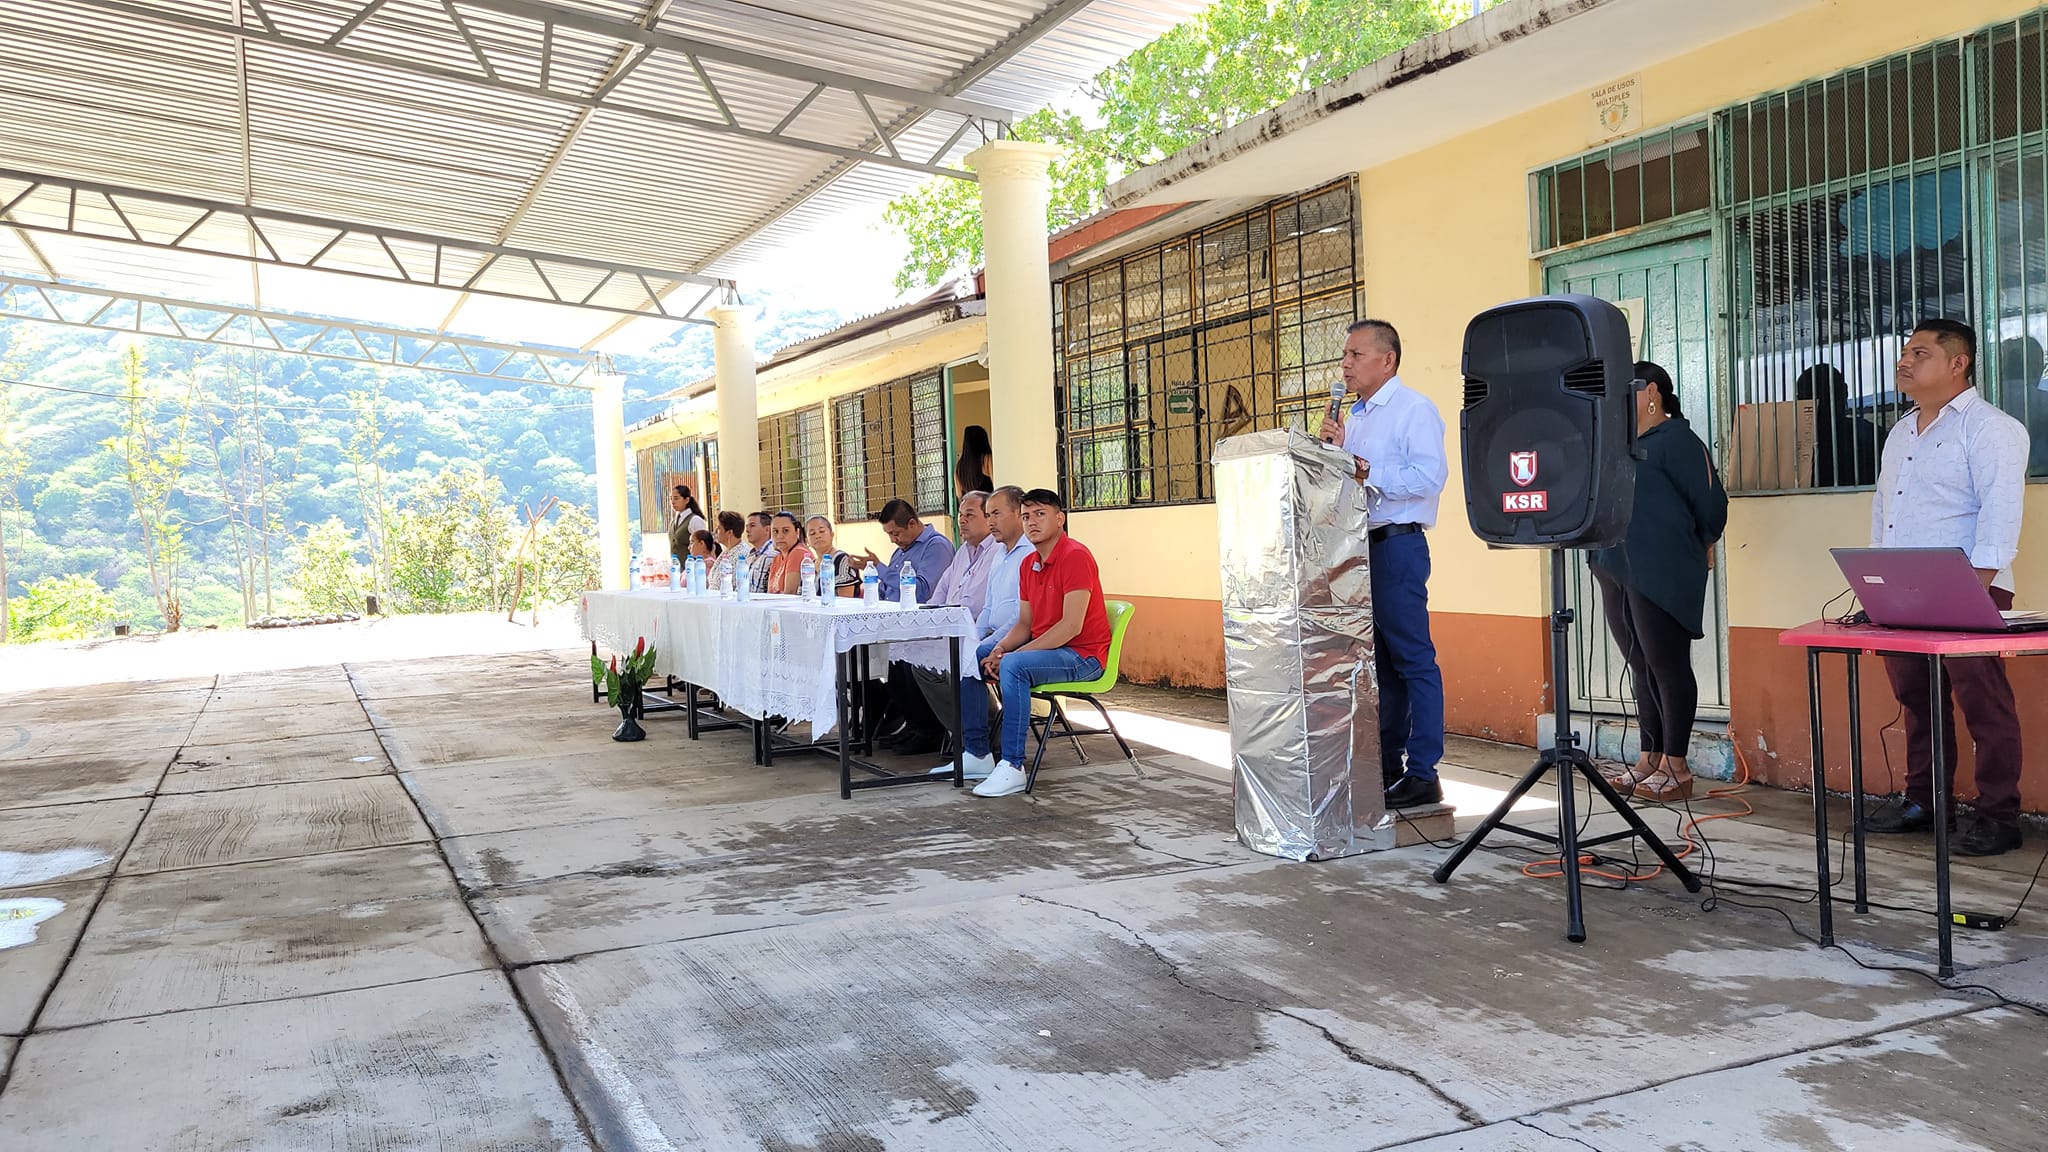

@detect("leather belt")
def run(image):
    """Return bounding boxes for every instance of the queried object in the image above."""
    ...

[1368,522,1424,544]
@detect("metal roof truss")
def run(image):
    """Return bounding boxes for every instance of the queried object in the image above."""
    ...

[69,0,1010,180]
[0,168,734,326]
[0,273,600,387]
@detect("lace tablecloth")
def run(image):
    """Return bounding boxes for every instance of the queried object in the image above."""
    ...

[580,591,979,732]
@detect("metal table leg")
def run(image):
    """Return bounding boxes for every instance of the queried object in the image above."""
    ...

[838,649,854,800]
[949,636,964,788]
[1846,652,1868,914]
[1930,652,1953,978]
[1809,648,1834,948]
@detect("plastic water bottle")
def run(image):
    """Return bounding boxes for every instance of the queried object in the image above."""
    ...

[860,565,879,606]
[800,555,817,604]
[734,546,752,603]
[898,560,917,609]
[669,555,681,591]
[817,553,836,605]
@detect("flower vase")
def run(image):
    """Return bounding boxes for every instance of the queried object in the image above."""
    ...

[612,686,647,742]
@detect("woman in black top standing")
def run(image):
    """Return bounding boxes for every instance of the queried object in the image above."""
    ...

[1594,362,1728,802]
[955,424,994,497]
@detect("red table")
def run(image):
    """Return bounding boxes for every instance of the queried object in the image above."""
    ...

[1779,620,2048,976]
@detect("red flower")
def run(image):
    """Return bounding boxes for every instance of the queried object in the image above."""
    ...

[633,636,646,657]
[608,656,619,673]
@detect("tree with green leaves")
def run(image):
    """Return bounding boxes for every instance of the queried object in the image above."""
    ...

[0,326,42,642]
[884,0,1470,291]
[343,381,396,599]
[104,346,202,632]
[6,572,117,642]
[286,517,369,615]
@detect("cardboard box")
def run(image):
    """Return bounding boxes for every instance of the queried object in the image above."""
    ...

[1729,400,1815,492]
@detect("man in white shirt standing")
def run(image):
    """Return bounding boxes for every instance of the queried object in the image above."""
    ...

[1865,319,2031,857]
[1319,319,1451,810]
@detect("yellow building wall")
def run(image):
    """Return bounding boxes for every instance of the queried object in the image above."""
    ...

[1358,0,2048,620]
[1350,0,2048,769]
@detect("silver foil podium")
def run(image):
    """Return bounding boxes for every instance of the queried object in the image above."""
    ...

[1213,428,1390,860]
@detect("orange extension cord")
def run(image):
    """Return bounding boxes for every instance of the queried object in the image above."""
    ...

[1519,741,1758,883]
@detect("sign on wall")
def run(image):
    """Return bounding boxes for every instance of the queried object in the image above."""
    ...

[1591,75,1642,142]
[1613,297,1647,356]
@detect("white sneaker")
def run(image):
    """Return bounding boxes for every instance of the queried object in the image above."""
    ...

[972,761,1028,797]
[929,752,996,781]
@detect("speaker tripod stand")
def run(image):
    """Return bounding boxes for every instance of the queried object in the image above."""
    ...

[1431,549,1701,941]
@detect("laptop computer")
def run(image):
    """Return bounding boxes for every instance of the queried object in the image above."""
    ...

[1831,547,2048,633]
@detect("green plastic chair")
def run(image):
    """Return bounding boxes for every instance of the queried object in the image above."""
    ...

[1025,599,1138,793]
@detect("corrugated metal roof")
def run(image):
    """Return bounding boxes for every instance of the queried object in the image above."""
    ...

[0,0,1204,351]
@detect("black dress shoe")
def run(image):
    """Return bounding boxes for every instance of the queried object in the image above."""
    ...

[1955,818,2023,858]
[891,731,943,757]
[1865,800,1933,834]
[1385,775,1444,810]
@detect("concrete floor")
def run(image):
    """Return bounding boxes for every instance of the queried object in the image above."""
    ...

[2,621,2046,1150]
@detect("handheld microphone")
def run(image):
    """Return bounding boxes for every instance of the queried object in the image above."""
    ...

[1328,378,1347,419]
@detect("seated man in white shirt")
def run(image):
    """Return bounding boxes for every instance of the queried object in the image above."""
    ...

[920,487,1033,781]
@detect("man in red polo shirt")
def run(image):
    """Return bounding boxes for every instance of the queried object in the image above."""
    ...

[972,487,1111,797]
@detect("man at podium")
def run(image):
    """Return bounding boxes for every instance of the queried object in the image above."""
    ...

[1319,319,1450,811]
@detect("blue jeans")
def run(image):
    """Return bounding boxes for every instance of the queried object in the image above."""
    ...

[914,636,997,758]
[1370,531,1444,783]
[998,648,1101,766]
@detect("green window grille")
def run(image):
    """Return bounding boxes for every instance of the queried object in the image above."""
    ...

[759,405,827,517]
[1535,122,1712,250]
[1721,18,2048,489]
[1054,178,1360,510]
[831,369,948,521]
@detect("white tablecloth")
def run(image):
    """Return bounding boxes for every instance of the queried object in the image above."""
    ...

[580,590,980,732]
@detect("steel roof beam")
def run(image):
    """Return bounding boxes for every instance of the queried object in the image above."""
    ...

[0,169,730,325]
[0,274,602,388]
[65,0,1007,181]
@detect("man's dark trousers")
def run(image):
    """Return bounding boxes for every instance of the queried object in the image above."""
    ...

[1370,528,1444,785]
[1882,587,2024,823]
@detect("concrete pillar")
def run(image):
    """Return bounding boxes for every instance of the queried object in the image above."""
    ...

[709,303,762,515]
[966,140,1062,488]
[590,372,630,590]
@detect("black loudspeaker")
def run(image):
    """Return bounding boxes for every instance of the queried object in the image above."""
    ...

[1459,294,1637,548]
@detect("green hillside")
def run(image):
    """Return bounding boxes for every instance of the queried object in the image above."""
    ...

[0,291,847,638]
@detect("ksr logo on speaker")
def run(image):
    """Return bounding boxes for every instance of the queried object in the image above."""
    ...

[1507,451,1539,487]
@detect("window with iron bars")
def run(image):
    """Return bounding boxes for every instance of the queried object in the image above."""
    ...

[833,370,949,521]
[759,406,828,517]
[1722,20,2048,489]
[1534,122,1712,250]
[1054,179,1360,510]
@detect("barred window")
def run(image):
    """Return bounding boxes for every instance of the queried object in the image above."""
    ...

[759,406,827,516]
[833,369,948,520]
[1722,41,1982,491]
[1535,123,1711,250]
[1055,179,1358,510]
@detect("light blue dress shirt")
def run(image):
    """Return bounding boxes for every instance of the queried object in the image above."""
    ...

[1871,388,2029,591]
[975,537,1034,642]
[879,524,956,604]
[1341,375,1450,529]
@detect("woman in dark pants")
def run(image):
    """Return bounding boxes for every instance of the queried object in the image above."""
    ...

[1594,362,1728,802]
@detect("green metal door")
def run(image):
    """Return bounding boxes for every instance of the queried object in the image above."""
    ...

[1543,231,1730,720]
